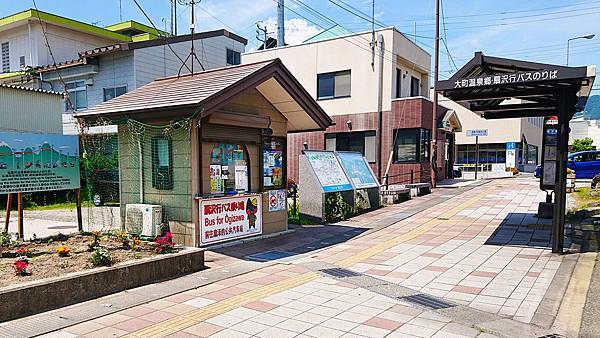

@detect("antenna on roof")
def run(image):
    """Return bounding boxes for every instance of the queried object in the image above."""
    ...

[177,0,205,76]
[119,0,123,22]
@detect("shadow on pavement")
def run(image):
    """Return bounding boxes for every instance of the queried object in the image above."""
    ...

[484,212,552,248]
[208,223,369,262]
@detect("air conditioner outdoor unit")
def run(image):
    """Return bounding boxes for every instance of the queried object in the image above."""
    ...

[125,204,162,237]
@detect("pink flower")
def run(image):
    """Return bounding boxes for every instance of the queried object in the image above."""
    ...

[166,232,173,239]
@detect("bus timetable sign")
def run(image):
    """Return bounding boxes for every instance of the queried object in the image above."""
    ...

[466,129,488,137]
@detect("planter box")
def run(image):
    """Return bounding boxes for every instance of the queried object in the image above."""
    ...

[0,248,204,322]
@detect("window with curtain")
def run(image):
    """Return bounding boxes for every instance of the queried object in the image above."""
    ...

[151,137,173,190]
[317,70,351,99]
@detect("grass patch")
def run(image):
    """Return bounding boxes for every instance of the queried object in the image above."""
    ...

[288,206,319,225]
[1,201,95,211]
[570,187,600,211]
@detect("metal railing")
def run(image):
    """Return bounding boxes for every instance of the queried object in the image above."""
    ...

[382,169,432,189]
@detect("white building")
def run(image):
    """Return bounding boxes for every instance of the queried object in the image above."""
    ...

[570,117,600,148]
[0,9,164,85]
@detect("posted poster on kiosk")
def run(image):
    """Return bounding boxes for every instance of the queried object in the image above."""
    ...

[0,132,80,194]
[199,194,262,245]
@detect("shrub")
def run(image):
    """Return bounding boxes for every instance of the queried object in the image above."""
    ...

[13,256,30,275]
[116,231,131,248]
[91,247,112,266]
[154,232,175,254]
[0,231,16,248]
[56,245,71,257]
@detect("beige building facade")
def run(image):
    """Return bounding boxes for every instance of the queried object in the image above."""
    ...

[437,93,543,173]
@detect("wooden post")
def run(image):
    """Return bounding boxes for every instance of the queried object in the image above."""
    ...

[4,193,12,232]
[76,188,83,232]
[17,192,23,240]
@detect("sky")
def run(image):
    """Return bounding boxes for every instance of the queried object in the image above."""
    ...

[1,0,598,87]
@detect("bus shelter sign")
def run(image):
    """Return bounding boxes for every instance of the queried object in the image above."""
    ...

[454,70,559,89]
[0,132,80,194]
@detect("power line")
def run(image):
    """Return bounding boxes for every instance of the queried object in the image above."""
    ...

[132,0,192,73]
[439,0,457,72]
[31,0,74,111]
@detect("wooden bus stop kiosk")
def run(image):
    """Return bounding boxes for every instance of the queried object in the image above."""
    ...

[437,52,596,254]
[75,59,333,247]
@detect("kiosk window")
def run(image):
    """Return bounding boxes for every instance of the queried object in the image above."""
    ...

[209,143,249,195]
[151,137,173,190]
[263,139,284,188]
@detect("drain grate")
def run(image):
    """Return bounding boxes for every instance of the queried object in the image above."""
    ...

[398,294,455,310]
[319,267,361,278]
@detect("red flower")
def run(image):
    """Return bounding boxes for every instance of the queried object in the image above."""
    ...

[166,232,173,239]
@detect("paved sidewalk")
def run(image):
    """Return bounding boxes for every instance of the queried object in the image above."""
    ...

[4,177,570,337]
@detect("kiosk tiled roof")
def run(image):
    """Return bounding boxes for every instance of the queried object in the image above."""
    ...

[75,59,333,131]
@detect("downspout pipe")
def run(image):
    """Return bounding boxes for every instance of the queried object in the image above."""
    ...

[376,33,385,182]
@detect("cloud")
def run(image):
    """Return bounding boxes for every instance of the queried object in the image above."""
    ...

[262,17,322,45]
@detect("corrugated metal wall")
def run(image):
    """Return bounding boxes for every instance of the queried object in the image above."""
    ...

[0,87,63,134]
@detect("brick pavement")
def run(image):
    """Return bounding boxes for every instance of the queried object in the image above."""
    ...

[35,177,564,337]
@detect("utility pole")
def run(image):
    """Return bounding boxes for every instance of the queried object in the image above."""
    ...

[431,0,440,188]
[277,0,285,47]
[119,0,123,21]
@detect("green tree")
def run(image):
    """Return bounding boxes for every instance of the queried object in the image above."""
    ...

[572,138,595,152]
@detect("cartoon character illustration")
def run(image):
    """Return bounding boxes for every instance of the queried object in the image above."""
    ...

[246,197,258,229]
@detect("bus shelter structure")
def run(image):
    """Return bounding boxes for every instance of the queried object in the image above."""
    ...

[438,52,596,253]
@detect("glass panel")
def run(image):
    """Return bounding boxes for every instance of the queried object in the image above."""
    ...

[156,139,170,167]
[115,86,127,97]
[334,71,351,97]
[210,143,247,195]
[317,73,335,99]
[263,139,284,188]
[75,90,87,109]
[103,88,116,102]
[394,129,417,162]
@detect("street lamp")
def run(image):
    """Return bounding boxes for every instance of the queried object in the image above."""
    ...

[567,34,595,66]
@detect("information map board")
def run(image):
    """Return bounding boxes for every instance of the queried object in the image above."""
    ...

[0,132,80,194]
[337,151,378,189]
[304,151,353,192]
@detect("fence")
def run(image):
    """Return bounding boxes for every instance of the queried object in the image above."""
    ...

[382,168,432,189]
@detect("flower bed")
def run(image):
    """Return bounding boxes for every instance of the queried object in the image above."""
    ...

[0,231,204,322]
[0,231,175,289]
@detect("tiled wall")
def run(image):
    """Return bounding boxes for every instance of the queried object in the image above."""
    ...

[288,97,448,184]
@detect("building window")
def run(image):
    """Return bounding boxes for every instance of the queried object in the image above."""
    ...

[1,42,9,73]
[65,80,87,111]
[317,70,351,100]
[325,131,376,162]
[151,137,173,190]
[395,68,402,98]
[263,139,285,188]
[410,76,420,97]
[103,86,127,102]
[19,56,25,68]
[226,49,241,65]
[393,128,430,163]
[456,143,507,164]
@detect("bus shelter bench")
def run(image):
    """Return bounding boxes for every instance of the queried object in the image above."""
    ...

[380,187,411,204]
[404,183,431,196]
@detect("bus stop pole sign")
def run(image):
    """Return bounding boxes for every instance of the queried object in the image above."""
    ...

[466,129,488,179]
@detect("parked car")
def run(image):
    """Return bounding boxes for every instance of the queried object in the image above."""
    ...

[90,169,120,206]
[534,165,541,178]
[567,151,600,178]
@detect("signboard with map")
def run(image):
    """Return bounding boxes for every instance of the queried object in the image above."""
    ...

[337,152,379,189]
[304,150,352,192]
[0,132,80,194]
